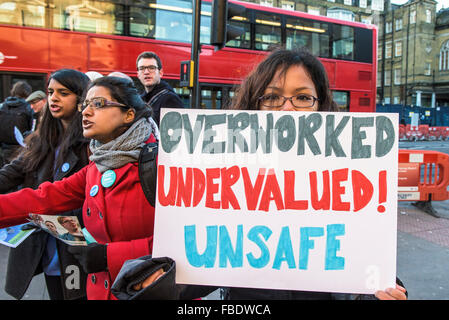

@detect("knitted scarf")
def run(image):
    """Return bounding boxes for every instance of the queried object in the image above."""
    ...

[89,117,152,173]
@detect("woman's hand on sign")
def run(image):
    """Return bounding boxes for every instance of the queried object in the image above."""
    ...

[132,268,165,291]
[375,284,407,300]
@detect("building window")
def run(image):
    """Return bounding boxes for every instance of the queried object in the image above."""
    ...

[377,71,381,86]
[440,40,449,70]
[395,18,402,31]
[260,0,274,7]
[384,97,390,104]
[394,69,401,85]
[281,1,295,10]
[426,9,432,23]
[327,8,355,22]
[385,41,392,59]
[361,16,371,24]
[410,10,416,24]
[371,0,384,11]
[359,0,367,8]
[378,46,382,60]
[344,0,352,6]
[393,96,400,104]
[385,21,392,33]
[328,0,335,2]
[385,71,391,86]
[394,41,402,57]
[308,6,320,15]
[425,62,431,75]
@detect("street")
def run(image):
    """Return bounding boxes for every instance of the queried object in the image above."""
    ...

[0,140,449,300]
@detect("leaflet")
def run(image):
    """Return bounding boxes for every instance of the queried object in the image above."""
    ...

[28,214,87,246]
[0,224,35,248]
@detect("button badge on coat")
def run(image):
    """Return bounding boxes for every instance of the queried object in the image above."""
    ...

[61,162,70,172]
[90,185,99,197]
[101,170,116,188]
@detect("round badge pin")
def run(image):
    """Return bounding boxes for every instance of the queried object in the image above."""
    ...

[90,185,99,197]
[101,170,116,188]
[61,162,70,173]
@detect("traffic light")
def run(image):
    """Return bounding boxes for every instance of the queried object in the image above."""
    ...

[210,0,246,50]
[180,60,194,87]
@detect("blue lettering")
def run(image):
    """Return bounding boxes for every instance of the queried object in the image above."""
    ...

[219,225,243,268]
[325,224,345,270]
[184,225,217,268]
[299,227,324,270]
[246,226,272,268]
[272,226,296,270]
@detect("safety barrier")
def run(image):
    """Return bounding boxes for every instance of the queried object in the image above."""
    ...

[398,149,449,217]
[400,125,449,141]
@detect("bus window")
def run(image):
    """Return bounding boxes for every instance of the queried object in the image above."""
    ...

[150,0,192,42]
[332,91,349,112]
[129,5,156,38]
[52,0,123,34]
[226,11,252,49]
[254,11,281,51]
[332,25,354,60]
[0,73,47,103]
[285,17,329,58]
[0,1,46,28]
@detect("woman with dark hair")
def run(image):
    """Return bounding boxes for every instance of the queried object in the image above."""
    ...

[120,48,407,301]
[0,76,157,300]
[0,69,90,300]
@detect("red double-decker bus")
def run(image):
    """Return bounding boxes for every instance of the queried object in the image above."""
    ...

[0,0,376,111]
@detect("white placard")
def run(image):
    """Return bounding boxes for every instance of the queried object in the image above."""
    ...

[152,109,398,294]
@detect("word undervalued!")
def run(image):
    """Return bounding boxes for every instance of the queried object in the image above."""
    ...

[158,166,388,213]
[184,224,345,270]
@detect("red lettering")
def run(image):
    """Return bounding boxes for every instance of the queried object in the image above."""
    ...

[241,167,266,211]
[221,166,241,210]
[332,168,350,211]
[259,169,284,212]
[284,171,308,210]
[205,168,221,209]
[309,170,330,210]
[192,168,205,207]
[176,167,193,207]
[352,170,374,212]
[157,165,177,206]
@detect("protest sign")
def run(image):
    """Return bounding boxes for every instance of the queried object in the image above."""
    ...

[152,109,398,294]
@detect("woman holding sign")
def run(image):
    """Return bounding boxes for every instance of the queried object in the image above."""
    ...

[0,69,90,300]
[0,76,158,300]
[120,48,407,301]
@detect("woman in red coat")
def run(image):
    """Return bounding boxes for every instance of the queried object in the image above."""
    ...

[0,76,159,300]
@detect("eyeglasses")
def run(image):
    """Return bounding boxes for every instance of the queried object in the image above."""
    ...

[258,93,319,109]
[78,97,128,112]
[137,65,159,72]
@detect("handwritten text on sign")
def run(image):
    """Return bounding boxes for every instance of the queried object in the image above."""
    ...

[152,109,398,294]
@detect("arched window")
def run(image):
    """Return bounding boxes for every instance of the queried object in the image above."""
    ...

[440,40,449,70]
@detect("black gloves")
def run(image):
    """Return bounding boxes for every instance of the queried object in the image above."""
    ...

[68,243,108,274]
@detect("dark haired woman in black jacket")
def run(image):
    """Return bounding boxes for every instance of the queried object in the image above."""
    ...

[0,69,90,300]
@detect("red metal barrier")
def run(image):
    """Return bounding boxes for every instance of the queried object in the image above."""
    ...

[438,126,449,141]
[399,124,406,140]
[398,149,449,216]
[427,126,441,140]
[405,125,424,141]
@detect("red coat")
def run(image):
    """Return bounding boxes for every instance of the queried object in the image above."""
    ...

[0,155,155,300]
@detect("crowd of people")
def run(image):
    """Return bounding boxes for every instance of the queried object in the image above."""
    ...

[0,49,407,301]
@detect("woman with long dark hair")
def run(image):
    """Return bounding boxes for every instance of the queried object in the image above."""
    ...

[0,76,157,300]
[0,69,90,300]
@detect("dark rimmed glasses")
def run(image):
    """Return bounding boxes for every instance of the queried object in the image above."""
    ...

[258,93,319,109]
[137,65,159,72]
[78,97,128,112]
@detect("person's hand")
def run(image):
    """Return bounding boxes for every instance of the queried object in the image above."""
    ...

[375,284,407,300]
[68,243,107,274]
[21,223,40,231]
[132,268,165,291]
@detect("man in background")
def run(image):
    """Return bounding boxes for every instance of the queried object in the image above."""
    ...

[136,51,184,125]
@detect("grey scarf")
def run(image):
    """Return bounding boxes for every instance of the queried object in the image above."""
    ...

[89,117,152,173]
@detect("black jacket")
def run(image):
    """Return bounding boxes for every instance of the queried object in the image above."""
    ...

[141,80,184,125]
[1,139,90,300]
[0,97,33,164]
